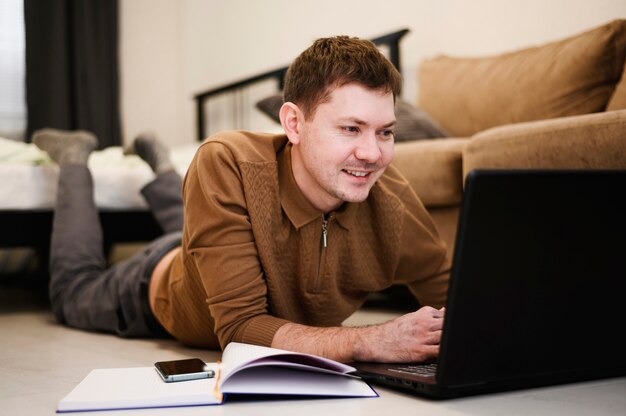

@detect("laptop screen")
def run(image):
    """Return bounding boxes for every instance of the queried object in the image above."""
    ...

[438,170,626,390]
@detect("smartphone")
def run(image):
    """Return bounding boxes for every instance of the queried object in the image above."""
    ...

[154,358,215,383]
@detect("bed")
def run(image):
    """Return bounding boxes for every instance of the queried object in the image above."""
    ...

[0,141,198,277]
[0,29,410,278]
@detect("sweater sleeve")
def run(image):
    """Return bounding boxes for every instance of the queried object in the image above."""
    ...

[182,141,290,348]
[392,182,451,309]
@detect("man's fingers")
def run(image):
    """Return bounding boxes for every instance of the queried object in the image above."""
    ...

[421,343,440,359]
[424,329,443,345]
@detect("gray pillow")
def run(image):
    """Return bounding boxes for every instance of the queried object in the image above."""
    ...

[393,99,448,141]
[255,94,448,141]
[255,94,283,124]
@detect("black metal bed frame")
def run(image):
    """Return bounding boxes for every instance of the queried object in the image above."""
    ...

[193,29,409,141]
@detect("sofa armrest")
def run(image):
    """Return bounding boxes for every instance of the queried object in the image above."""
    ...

[463,110,626,177]
[392,138,468,207]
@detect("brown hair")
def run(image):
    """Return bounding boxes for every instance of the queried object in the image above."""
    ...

[283,36,402,119]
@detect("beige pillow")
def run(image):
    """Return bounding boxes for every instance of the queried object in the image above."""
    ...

[418,19,626,137]
[606,64,626,111]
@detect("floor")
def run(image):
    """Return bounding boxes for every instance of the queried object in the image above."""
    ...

[2,279,625,416]
[0,278,404,416]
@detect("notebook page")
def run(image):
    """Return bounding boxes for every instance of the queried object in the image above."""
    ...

[57,367,219,412]
[220,342,356,385]
[220,365,377,397]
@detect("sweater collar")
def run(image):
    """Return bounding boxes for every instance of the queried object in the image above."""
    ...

[278,144,358,231]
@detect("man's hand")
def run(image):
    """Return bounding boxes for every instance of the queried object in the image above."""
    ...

[354,306,445,363]
[271,306,445,363]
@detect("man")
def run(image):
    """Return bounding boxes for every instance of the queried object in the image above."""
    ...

[36,35,449,364]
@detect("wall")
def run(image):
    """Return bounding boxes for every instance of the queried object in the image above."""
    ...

[120,0,183,146]
[120,0,626,148]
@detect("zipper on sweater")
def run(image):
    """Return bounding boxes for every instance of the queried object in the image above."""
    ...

[313,214,330,292]
[322,216,329,248]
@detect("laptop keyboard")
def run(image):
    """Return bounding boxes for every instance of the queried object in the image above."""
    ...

[388,363,438,378]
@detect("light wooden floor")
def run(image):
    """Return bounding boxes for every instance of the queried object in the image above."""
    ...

[2,284,625,416]
[0,283,403,415]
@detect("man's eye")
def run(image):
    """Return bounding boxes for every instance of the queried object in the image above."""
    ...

[380,130,395,139]
[343,126,359,133]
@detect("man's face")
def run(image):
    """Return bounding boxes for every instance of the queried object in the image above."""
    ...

[289,83,396,212]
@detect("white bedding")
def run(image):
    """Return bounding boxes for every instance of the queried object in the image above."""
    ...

[0,137,198,210]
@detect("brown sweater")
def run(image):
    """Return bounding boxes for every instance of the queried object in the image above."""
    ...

[152,131,450,349]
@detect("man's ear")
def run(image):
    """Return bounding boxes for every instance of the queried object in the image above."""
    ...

[279,102,303,145]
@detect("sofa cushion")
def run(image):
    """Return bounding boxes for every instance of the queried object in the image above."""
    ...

[418,19,626,137]
[463,110,626,177]
[607,64,626,111]
[256,94,448,141]
[392,138,467,207]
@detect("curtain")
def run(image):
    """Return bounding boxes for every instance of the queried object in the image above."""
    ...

[24,0,121,148]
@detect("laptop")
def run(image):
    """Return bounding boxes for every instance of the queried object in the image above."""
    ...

[353,169,626,399]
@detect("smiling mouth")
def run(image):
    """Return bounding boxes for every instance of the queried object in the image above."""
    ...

[343,169,370,178]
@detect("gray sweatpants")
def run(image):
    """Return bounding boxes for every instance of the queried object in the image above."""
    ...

[48,164,182,337]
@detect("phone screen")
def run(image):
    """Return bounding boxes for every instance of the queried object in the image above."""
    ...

[154,358,215,382]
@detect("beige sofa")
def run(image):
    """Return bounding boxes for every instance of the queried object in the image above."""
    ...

[392,19,626,260]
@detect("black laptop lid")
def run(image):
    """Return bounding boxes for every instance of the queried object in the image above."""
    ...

[437,170,626,391]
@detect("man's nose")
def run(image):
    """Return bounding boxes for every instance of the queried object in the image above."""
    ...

[354,132,381,163]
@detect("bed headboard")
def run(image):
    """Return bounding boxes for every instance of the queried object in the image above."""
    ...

[194,28,410,141]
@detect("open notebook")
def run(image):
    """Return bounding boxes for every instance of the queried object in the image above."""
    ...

[57,342,377,412]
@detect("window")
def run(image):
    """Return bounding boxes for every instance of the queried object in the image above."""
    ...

[0,0,27,141]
